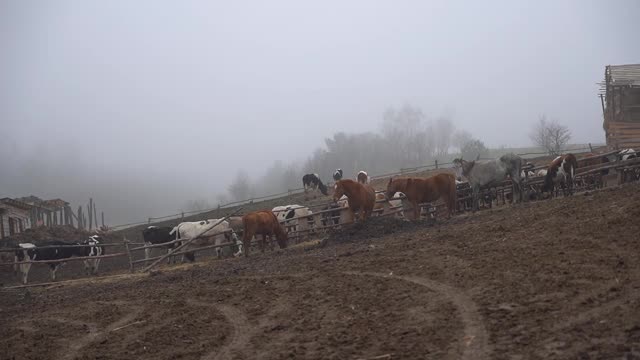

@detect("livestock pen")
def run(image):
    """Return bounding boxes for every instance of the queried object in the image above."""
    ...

[2,151,640,288]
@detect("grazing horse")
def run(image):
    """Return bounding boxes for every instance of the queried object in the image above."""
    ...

[242,211,288,257]
[333,179,376,223]
[386,173,457,220]
[333,169,343,182]
[357,171,369,184]
[302,173,328,197]
[453,153,523,211]
[542,154,578,197]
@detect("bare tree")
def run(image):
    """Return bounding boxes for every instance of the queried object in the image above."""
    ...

[529,115,572,155]
[215,193,229,207]
[228,170,253,201]
[452,130,473,152]
[434,116,455,156]
[183,199,212,212]
[460,139,488,161]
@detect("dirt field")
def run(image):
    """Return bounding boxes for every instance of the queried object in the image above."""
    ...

[2,182,640,359]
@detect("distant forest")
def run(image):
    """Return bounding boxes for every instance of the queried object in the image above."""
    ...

[184,104,581,211]
[182,104,484,210]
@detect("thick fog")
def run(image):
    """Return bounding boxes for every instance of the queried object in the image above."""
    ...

[1,1,639,226]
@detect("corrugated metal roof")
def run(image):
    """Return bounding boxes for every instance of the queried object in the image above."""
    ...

[608,64,640,87]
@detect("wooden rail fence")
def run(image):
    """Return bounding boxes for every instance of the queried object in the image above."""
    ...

[3,154,639,288]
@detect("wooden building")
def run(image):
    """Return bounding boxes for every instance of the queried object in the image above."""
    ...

[17,196,74,228]
[602,64,640,149]
[0,198,32,239]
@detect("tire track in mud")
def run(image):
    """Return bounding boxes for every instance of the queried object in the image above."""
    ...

[187,296,290,360]
[60,302,145,360]
[343,271,490,360]
[186,298,252,360]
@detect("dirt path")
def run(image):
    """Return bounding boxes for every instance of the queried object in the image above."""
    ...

[2,183,640,359]
[344,271,490,360]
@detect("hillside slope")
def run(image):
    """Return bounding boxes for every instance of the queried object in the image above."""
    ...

[2,182,639,359]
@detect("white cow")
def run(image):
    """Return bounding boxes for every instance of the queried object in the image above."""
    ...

[337,195,349,208]
[357,171,369,184]
[520,170,535,178]
[619,148,637,161]
[170,219,242,262]
[272,205,313,233]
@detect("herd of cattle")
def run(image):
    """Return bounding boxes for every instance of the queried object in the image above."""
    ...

[8,148,639,284]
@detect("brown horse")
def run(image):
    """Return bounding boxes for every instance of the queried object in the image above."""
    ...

[385,173,457,220]
[242,210,288,257]
[333,179,376,223]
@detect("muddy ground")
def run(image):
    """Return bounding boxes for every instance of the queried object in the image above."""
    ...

[1,183,640,359]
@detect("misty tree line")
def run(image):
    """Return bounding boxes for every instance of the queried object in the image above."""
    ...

[183,106,572,211]
[186,105,490,210]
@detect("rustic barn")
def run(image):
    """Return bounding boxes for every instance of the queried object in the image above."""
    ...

[601,64,640,149]
[16,196,75,228]
[0,198,33,240]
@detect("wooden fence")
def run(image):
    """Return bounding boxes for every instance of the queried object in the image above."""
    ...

[110,145,602,230]
[3,153,639,288]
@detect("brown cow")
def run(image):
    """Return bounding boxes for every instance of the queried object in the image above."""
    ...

[385,173,457,220]
[542,154,578,197]
[333,179,376,223]
[242,211,288,257]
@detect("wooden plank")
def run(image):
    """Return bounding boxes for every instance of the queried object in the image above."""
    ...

[3,252,127,266]
[129,228,234,252]
[0,242,124,253]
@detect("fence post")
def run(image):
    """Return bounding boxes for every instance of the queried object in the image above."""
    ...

[148,217,152,224]
[589,143,593,152]
[435,160,438,169]
[123,237,134,273]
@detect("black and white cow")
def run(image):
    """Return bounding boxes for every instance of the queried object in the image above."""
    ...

[302,173,328,197]
[272,205,313,234]
[618,149,639,182]
[333,169,343,182]
[82,235,105,275]
[170,219,242,262]
[14,236,106,284]
[14,240,81,284]
[142,226,179,264]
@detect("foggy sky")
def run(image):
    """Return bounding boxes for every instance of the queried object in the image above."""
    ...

[1,1,639,225]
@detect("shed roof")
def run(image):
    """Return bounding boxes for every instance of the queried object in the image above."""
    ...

[0,198,33,211]
[608,64,640,87]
